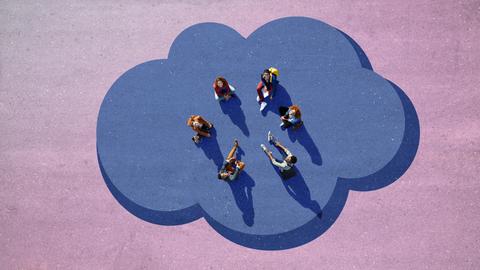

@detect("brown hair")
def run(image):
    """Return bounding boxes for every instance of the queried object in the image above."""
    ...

[290,105,302,118]
[186,115,195,126]
[214,76,228,87]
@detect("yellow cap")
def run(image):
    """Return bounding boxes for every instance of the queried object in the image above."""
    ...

[268,67,279,77]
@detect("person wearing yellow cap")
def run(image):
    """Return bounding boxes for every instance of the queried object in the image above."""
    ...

[256,67,279,111]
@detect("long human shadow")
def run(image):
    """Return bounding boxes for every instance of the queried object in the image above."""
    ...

[283,169,323,219]
[228,172,255,226]
[264,149,322,218]
[287,125,323,166]
[261,84,293,117]
[219,96,250,136]
[198,139,255,226]
[195,128,224,170]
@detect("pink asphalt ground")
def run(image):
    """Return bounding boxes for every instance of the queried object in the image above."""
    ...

[1,1,479,269]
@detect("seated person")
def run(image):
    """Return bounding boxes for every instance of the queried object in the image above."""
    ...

[260,131,297,178]
[256,68,279,111]
[279,105,302,129]
[186,115,213,143]
[213,77,236,101]
[218,139,245,181]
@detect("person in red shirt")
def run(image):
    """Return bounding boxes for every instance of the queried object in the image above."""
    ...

[213,77,236,101]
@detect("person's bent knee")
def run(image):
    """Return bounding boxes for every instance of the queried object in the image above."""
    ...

[237,161,245,170]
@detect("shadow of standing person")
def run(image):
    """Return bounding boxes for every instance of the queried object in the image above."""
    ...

[287,125,322,166]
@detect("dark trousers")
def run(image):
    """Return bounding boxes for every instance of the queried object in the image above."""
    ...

[279,106,289,116]
[279,106,293,128]
[197,124,211,137]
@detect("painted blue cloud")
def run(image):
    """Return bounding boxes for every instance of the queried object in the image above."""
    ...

[96,17,419,250]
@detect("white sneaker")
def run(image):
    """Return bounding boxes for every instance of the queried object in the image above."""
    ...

[260,144,268,152]
[267,131,275,143]
[260,102,267,111]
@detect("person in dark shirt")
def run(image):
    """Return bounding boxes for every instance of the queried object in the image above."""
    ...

[187,115,213,143]
[218,139,245,181]
[256,68,279,111]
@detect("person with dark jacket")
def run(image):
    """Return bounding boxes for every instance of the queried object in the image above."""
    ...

[256,68,279,111]
[187,115,213,143]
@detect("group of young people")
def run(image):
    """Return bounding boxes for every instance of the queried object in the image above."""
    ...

[187,67,304,181]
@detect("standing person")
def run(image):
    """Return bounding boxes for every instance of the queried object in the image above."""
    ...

[187,115,213,143]
[218,139,245,181]
[260,131,297,179]
[279,104,302,129]
[256,67,279,111]
[213,76,236,101]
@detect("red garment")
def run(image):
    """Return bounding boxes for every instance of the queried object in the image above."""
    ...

[213,81,231,97]
[256,82,273,102]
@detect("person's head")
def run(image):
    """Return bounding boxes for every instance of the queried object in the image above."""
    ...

[262,69,271,81]
[285,155,297,164]
[218,172,229,180]
[215,77,228,88]
[186,116,194,127]
[192,121,201,128]
[290,105,302,118]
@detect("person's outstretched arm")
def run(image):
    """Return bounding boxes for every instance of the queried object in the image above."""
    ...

[275,142,292,157]
[271,157,286,168]
[265,150,274,161]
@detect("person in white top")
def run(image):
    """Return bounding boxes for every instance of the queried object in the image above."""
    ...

[260,131,297,173]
